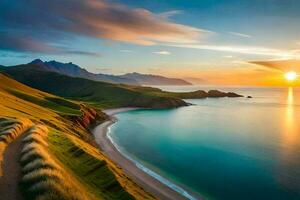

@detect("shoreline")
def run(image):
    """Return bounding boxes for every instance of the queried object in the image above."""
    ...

[92,107,200,200]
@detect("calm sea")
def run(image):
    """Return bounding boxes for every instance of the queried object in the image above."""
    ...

[108,86,300,200]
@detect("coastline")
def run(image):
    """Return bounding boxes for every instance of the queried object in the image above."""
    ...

[92,107,199,200]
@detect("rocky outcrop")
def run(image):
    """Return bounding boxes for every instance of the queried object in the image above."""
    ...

[128,89,243,109]
[130,96,188,109]
[169,89,243,99]
[207,90,243,98]
[68,105,108,130]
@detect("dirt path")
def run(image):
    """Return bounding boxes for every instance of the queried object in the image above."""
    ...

[0,131,29,200]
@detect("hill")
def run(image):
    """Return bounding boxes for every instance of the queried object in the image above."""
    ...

[1,63,242,109]
[1,64,189,108]
[0,72,81,115]
[29,59,139,85]
[28,59,191,86]
[120,72,191,85]
[0,73,155,200]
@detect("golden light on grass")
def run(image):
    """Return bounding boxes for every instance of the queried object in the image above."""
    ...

[0,118,33,176]
[20,125,90,200]
[284,71,297,81]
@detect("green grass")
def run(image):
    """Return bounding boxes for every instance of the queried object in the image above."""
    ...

[45,97,80,110]
[20,125,91,200]
[2,64,242,109]
[7,89,81,115]
[48,129,134,200]
[1,65,187,109]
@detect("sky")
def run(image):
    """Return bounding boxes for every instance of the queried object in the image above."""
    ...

[1,0,300,86]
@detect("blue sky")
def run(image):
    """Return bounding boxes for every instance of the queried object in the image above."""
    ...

[1,0,300,85]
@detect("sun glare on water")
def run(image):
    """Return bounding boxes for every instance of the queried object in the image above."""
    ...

[285,71,297,81]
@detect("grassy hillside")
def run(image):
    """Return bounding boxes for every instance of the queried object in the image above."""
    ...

[1,64,188,108]
[0,73,81,115]
[1,64,242,109]
[0,73,155,200]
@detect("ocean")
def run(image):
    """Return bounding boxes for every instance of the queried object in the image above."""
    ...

[108,86,300,200]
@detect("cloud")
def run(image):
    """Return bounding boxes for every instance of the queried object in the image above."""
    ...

[153,51,171,55]
[0,31,100,56]
[249,59,300,72]
[145,64,283,86]
[166,43,300,58]
[183,77,207,84]
[0,32,56,53]
[0,0,206,54]
[158,10,183,19]
[65,50,101,57]
[228,31,252,38]
[120,49,133,53]
[0,52,30,59]
[223,55,234,58]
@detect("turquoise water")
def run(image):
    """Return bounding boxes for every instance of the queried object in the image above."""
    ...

[109,87,300,200]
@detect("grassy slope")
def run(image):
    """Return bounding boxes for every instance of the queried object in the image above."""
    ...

[0,72,81,115]
[0,73,154,199]
[1,65,188,109]
[1,64,243,109]
[19,124,94,200]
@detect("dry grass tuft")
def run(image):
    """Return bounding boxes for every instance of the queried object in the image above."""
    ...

[20,125,90,200]
[0,117,33,176]
[0,118,32,143]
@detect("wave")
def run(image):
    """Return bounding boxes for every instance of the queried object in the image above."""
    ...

[107,126,199,200]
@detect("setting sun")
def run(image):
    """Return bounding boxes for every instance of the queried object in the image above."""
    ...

[285,71,297,81]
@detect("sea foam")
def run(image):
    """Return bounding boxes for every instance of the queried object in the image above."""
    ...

[107,125,198,200]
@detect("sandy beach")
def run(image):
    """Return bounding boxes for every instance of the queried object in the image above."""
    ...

[92,107,190,200]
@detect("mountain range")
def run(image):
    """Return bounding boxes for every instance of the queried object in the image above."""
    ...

[29,59,191,86]
[0,61,242,109]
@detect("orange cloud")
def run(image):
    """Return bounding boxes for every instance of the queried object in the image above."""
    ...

[1,0,206,53]
[147,65,297,86]
[72,0,204,45]
[249,59,300,72]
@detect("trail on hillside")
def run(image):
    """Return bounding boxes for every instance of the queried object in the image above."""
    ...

[0,131,29,200]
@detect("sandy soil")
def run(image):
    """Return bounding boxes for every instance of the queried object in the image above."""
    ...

[92,107,190,200]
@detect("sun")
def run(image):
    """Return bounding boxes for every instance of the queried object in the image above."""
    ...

[285,71,297,81]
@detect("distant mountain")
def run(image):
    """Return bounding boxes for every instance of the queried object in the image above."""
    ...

[0,63,242,109]
[29,59,138,85]
[0,65,189,108]
[120,72,192,85]
[28,59,191,86]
